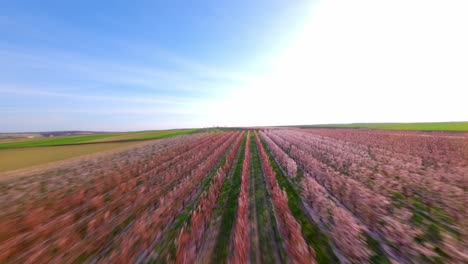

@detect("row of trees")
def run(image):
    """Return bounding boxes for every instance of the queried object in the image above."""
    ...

[261,132,370,261]
[266,129,467,262]
[304,128,468,170]
[1,133,238,263]
[260,131,297,177]
[3,133,229,256]
[264,130,419,259]
[175,132,244,263]
[255,133,316,264]
[1,133,207,207]
[99,133,240,262]
[302,175,370,261]
[1,133,213,241]
[282,130,464,221]
[230,132,250,264]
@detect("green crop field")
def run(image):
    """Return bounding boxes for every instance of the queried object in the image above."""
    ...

[299,122,468,131]
[0,129,197,149]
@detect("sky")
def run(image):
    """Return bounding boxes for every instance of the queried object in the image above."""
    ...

[1,0,467,132]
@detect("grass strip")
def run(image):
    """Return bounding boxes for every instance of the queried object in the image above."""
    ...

[250,133,286,263]
[211,134,246,263]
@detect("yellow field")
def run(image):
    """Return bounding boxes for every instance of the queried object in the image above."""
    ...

[0,142,137,172]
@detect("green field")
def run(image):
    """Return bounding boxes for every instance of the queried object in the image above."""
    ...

[300,122,468,131]
[0,129,197,149]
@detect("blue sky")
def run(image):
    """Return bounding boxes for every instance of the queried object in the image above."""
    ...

[1,1,467,132]
[1,1,312,131]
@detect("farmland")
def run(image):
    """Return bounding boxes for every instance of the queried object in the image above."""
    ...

[0,142,137,173]
[0,129,198,173]
[0,128,466,263]
[0,129,197,149]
